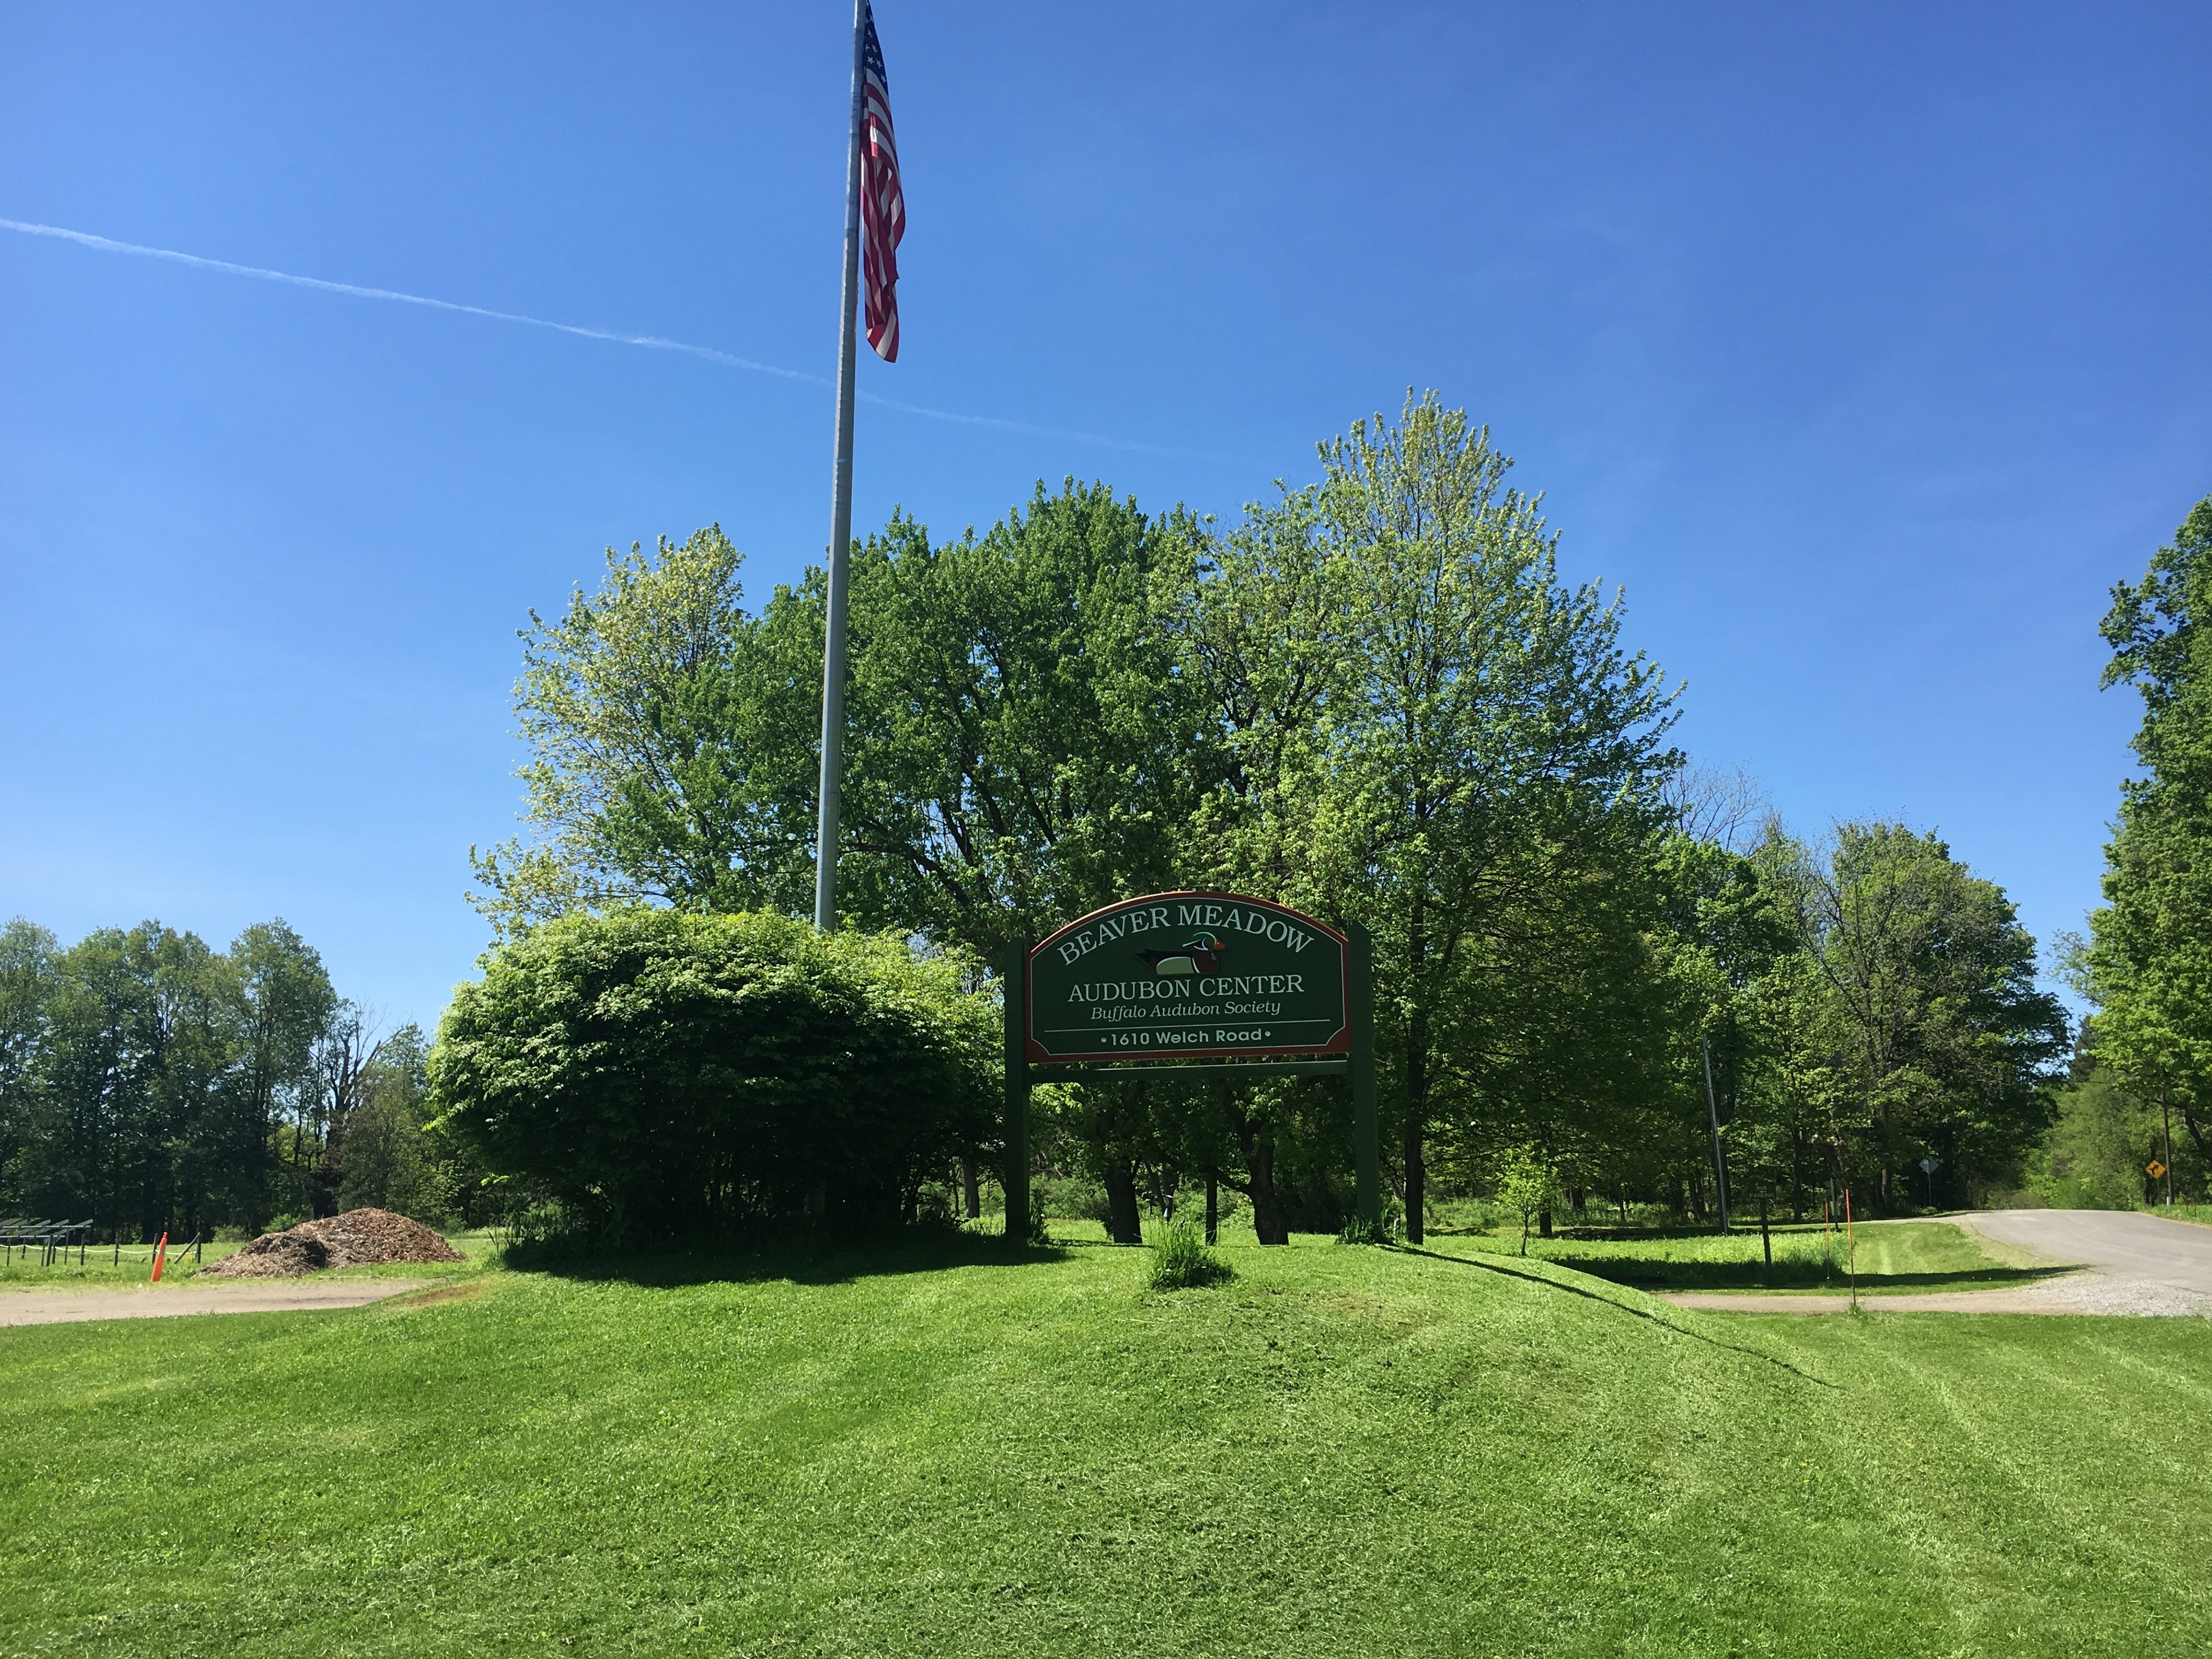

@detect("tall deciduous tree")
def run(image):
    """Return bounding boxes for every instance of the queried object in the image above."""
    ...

[1782,823,2067,1203]
[841,483,1213,953]
[470,527,821,938]
[0,920,59,1200]
[216,921,336,1226]
[1182,393,1680,1240]
[2087,497,2212,1167]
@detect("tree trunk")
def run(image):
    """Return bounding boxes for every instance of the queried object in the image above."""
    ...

[2179,1103,2211,1172]
[1102,1163,1143,1245]
[1538,1208,1553,1238]
[961,1160,981,1220]
[1229,1115,1290,1246]
[1402,1114,1425,1246]
[1404,916,1429,1246]
[1205,1169,1218,1245]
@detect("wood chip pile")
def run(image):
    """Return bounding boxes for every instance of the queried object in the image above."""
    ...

[199,1208,464,1278]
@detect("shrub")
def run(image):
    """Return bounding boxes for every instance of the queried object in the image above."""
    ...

[1148,1215,1234,1290]
[1336,1198,1402,1246]
[428,909,996,1242]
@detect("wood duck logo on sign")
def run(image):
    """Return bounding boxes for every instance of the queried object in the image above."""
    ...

[1025,892,1350,1064]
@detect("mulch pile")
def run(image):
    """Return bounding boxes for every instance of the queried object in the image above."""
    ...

[199,1208,464,1279]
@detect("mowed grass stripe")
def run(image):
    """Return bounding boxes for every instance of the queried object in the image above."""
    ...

[2,1239,2209,1657]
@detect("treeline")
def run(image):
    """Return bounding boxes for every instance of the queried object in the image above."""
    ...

[457,393,2068,1239]
[0,917,464,1238]
[2057,494,2212,1205]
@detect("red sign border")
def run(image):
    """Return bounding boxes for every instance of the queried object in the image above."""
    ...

[1024,890,1351,1065]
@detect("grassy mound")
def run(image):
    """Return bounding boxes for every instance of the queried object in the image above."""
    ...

[2,1232,2209,1655]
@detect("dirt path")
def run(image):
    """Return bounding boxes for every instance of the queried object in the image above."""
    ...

[1658,1209,2212,1316]
[0,1279,431,1327]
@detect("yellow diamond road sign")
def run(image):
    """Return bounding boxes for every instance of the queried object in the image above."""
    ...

[2147,1160,2168,1180]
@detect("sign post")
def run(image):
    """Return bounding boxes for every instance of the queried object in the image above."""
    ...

[1350,920,1378,1227]
[1002,893,1379,1238]
[1002,939,1031,1242]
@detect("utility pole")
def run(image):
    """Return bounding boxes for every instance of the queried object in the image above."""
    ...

[2164,1086,2176,1209]
[812,0,868,931]
[1701,1035,1731,1235]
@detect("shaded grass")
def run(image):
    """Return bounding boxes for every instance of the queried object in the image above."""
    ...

[2,1229,2210,1656]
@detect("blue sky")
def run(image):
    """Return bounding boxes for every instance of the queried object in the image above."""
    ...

[3,2,2208,1029]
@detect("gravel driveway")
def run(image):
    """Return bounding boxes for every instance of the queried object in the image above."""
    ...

[1660,1209,2212,1316]
[1958,1208,2212,1314]
[0,1279,431,1327]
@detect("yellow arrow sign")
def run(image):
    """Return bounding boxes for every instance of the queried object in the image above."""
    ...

[2147,1160,2168,1180]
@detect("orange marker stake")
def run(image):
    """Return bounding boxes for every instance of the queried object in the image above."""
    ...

[150,1231,168,1283]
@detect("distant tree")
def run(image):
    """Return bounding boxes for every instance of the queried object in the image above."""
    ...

[0,920,59,1202]
[2086,496,2212,1171]
[218,921,336,1229]
[1781,823,2068,1206]
[2028,1049,2183,1209]
[0,917,365,1236]
[336,1026,460,1222]
[306,1002,391,1218]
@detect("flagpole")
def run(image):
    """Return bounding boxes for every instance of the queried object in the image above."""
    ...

[814,0,868,932]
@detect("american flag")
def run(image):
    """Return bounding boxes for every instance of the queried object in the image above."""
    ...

[860,3,905,362]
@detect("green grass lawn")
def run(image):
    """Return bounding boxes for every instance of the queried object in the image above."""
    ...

[4,1229,2210,1657]
[1441,1217,2062,1294]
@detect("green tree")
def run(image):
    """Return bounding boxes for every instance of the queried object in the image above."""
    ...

[336,1026,462,1222]
[1489,1143,1564,1255]
[839,483,1213,952]
[1180,393,1680,1240]
[2028,1046,2184,1209]
[2086,496,2212,1171]
[0,920,59,1205]
[220,921,337,1229]
[469,527,821,938]
[1783,823,2067,1207]
[19,923,234,1236]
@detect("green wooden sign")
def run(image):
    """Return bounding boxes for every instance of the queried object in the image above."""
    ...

[1000,891,1379,1245]
[1026,892,1350,1063]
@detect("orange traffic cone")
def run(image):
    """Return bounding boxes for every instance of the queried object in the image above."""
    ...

[150,1231,168,1283]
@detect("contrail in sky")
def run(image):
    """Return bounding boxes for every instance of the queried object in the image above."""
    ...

[0,216,1210,460]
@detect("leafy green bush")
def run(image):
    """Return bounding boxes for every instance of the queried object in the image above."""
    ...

[1148,1216,1233,1289]
[428,909,996,1242]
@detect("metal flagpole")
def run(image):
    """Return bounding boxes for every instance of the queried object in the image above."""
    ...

[814,0,870,932]
[1701,1034,1731,1235]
